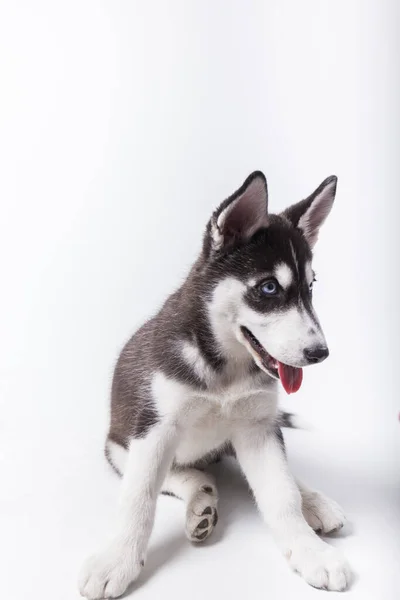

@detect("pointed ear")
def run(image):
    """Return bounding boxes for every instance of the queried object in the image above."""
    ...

[208,171,268,252]
[283,176,337,248]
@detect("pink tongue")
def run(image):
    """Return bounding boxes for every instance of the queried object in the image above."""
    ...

[277,362,303,394]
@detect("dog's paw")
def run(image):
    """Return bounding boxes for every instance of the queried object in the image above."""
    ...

[286,536,351,591]
[302,490,346,534]
[185,485,219,542]
[78,545,142,599]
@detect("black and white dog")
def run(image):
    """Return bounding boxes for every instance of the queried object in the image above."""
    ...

[79,172,351,599]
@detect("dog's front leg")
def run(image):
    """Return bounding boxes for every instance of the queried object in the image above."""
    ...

[79,420,178,600]
[233,424,351,591]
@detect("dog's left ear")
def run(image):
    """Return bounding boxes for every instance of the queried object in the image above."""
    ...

[283,176,337,248]
[208,171,268,252]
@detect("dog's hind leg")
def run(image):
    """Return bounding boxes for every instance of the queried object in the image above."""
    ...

[298,480,347,534]
[162,467,219,543]
[105,440,219,543]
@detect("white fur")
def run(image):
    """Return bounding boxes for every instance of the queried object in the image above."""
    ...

[106,448,220,543]
[207,276,326,368]
[274,262,293,289]
[104,443,345,539]
[163,468,219,542]
[207,277,249,360]
[241,304,326,366]
[233,424,351,591]
[152,368,277,466]
[79,422,178,599]
[181,340,214,385]
[152,370,189,417]
[163,468,217,501]
[298,481,347,534]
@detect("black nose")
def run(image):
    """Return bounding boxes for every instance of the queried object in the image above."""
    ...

[304,346,329,364]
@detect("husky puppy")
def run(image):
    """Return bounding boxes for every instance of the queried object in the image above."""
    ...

[79,172,350,598]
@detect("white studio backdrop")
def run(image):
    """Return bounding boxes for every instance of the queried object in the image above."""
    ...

[0,2,399,600]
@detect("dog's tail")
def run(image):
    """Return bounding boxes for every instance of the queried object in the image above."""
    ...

[278,411,311,430]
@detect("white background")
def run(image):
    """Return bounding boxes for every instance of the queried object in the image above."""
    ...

[0,1,399,599]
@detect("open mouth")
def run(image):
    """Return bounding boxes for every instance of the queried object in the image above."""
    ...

[240,326,303,394]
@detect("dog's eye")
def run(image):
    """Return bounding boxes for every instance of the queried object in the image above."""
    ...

[260,279,278,296]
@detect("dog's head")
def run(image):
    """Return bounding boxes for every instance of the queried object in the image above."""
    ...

[202,171,337,393]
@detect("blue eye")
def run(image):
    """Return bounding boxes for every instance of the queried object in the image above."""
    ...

[260,279,278,296]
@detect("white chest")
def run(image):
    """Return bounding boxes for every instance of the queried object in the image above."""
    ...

[152,368,278,466]
[174,377,279,465]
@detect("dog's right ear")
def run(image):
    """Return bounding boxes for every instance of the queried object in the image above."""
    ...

[205,171,269,255]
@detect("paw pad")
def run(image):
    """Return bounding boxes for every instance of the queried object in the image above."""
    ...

[187,507,219,543]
